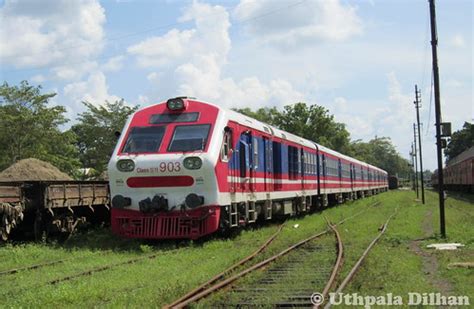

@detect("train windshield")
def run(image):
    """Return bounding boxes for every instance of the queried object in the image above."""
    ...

[168,124,211,152]
[122,126,165,153]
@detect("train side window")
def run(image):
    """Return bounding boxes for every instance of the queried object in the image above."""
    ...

[221,129,232,162]
[253,136,259,169]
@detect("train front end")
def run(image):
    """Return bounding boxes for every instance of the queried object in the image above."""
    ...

[108,97,222,239]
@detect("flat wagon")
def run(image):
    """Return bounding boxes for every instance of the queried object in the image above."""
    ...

[0,180,109,241]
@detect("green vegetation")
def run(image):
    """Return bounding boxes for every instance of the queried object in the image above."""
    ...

[71,100,138,178]
[444,121,474,162]
[0,190,472,307]
[0,81,79,174]
[0,80,136,178]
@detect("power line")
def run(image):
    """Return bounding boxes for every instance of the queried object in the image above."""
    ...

[420,3,431,91]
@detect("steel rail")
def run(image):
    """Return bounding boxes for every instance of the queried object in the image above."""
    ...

[48,252,162,285]
[0,258,71,276]
[165,223,285,308]
[169,201,381,308]
[315,217,344,309]
[324,209,398,309]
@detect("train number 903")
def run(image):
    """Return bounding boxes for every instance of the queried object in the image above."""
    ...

[159,162,181,172]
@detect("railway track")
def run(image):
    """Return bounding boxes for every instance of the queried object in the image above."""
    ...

[51,224,285,288]
[0,258,70,276]
[2,200,382,307]
[220,222,343,307]
[323,208,398,309]
[166,202,382,308]
[94,223,285,307]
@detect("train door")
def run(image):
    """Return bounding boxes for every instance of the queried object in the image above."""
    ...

[321,154,326,191]
[238,131,256,193]
[251,136,258,192]
[338,159,342,188]
[225,124,238,193]
[350,163,354,192]
[263,137,273,191]
[239,133,250,192]
[300,149,305,190]
[273,141,282,191]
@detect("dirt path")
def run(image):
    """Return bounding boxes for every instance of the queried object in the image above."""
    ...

[409,205,454,294]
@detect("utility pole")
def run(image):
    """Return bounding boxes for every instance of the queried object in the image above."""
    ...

[429,0,446,238]
[410,143,416,191]
[414,85,425,204]
[413,123,419,198]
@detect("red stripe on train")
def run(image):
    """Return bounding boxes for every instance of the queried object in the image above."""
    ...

[127,176,194,188]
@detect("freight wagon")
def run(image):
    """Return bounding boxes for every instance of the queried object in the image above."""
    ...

[0,180,109,241]
[432,146,474,192]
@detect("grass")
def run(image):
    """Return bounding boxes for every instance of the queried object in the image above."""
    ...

[0,190,472,307]
[342,190,473,306]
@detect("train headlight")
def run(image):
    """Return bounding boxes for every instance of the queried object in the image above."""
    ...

[166,98,185,111]
[117,159,135,172]
[184,157,202,170]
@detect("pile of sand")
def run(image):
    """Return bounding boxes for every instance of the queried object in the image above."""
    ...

[0,158,72,181]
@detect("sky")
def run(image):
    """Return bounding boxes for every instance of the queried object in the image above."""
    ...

[0,0,472,171]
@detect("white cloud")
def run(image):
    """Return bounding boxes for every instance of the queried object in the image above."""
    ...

[146,72,160,82]
[127,29,195,67]
[50,61,99,81]
[31,74,46,83]
[450,34,465,48]
[63,71,120,108]
[137,95,150,105]
[102,56,125,72]
[233,0,363,47]
[0,0,106,79]
[129,1,303,109]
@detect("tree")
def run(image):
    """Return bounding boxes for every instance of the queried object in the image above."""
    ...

[71,100,139,178]
[0,81,79,173]
[233,107,280,125]
[444,122,474,162]
[235,103,352,154]
[351,137,411,177]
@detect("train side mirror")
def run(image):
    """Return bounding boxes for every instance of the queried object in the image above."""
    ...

[114,131,121,139]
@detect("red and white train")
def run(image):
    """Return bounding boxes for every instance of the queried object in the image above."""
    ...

[108,97,388,240]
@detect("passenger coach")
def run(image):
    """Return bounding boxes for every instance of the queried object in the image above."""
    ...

[108,97,388,239]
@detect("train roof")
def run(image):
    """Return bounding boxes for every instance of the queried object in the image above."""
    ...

[143,98,387,173]
[447,146,474,166]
